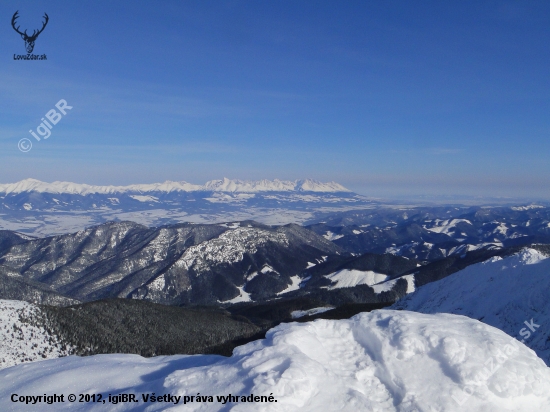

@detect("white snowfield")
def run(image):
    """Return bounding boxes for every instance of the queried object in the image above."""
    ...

[322,231,344,241]
[2,310,550,411]
[392,248,550,365]
[323,270,416,294]
[324,269,388,289]
[0,178,350,195]
[423,218,472,234]
[372,274,416,294]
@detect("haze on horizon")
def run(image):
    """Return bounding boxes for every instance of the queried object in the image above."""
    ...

[1,1,549,200]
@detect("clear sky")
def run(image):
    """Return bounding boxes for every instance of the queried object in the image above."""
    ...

[1,1,549,199]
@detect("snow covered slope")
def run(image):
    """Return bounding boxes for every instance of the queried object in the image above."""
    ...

[0,300,70,369]
[1,310,549,411]
[322,269,415,294]
[392,248,550,364]
[324,269,388,289]
[0,222,342,305]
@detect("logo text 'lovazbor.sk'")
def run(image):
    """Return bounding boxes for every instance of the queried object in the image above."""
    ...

[11,11,48,60]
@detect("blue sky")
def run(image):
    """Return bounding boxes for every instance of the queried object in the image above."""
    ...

[1,1,549,199]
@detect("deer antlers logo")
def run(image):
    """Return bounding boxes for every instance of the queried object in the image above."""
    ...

[11,11,49,54]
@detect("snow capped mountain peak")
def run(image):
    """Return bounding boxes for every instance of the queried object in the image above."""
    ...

[202,177,350,193]
[202,177,295,192]
[0,179,204,195]
[0,178,351,195]
[294,178,349,192]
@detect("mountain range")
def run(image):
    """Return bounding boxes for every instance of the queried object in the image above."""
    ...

[0,221,345,305]
[2,201,550,307]
[1,216,550,410]
[0,178,351,195]
[308,205,550,261]
[1,177,550,411]
[0,178,372,236]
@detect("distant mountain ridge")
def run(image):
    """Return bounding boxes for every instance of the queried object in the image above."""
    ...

[307,206,550,261]
[0,178,367,236]
[0,178,350,195]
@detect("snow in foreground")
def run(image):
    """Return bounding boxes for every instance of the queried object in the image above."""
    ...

[2,310,550,411]
[392,248,550,364]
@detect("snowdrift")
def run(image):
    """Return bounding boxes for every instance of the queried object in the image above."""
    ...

[392,248,550,364]
[1,310,550,411]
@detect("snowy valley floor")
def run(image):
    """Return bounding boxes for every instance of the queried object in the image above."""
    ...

[1,310,550,411]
